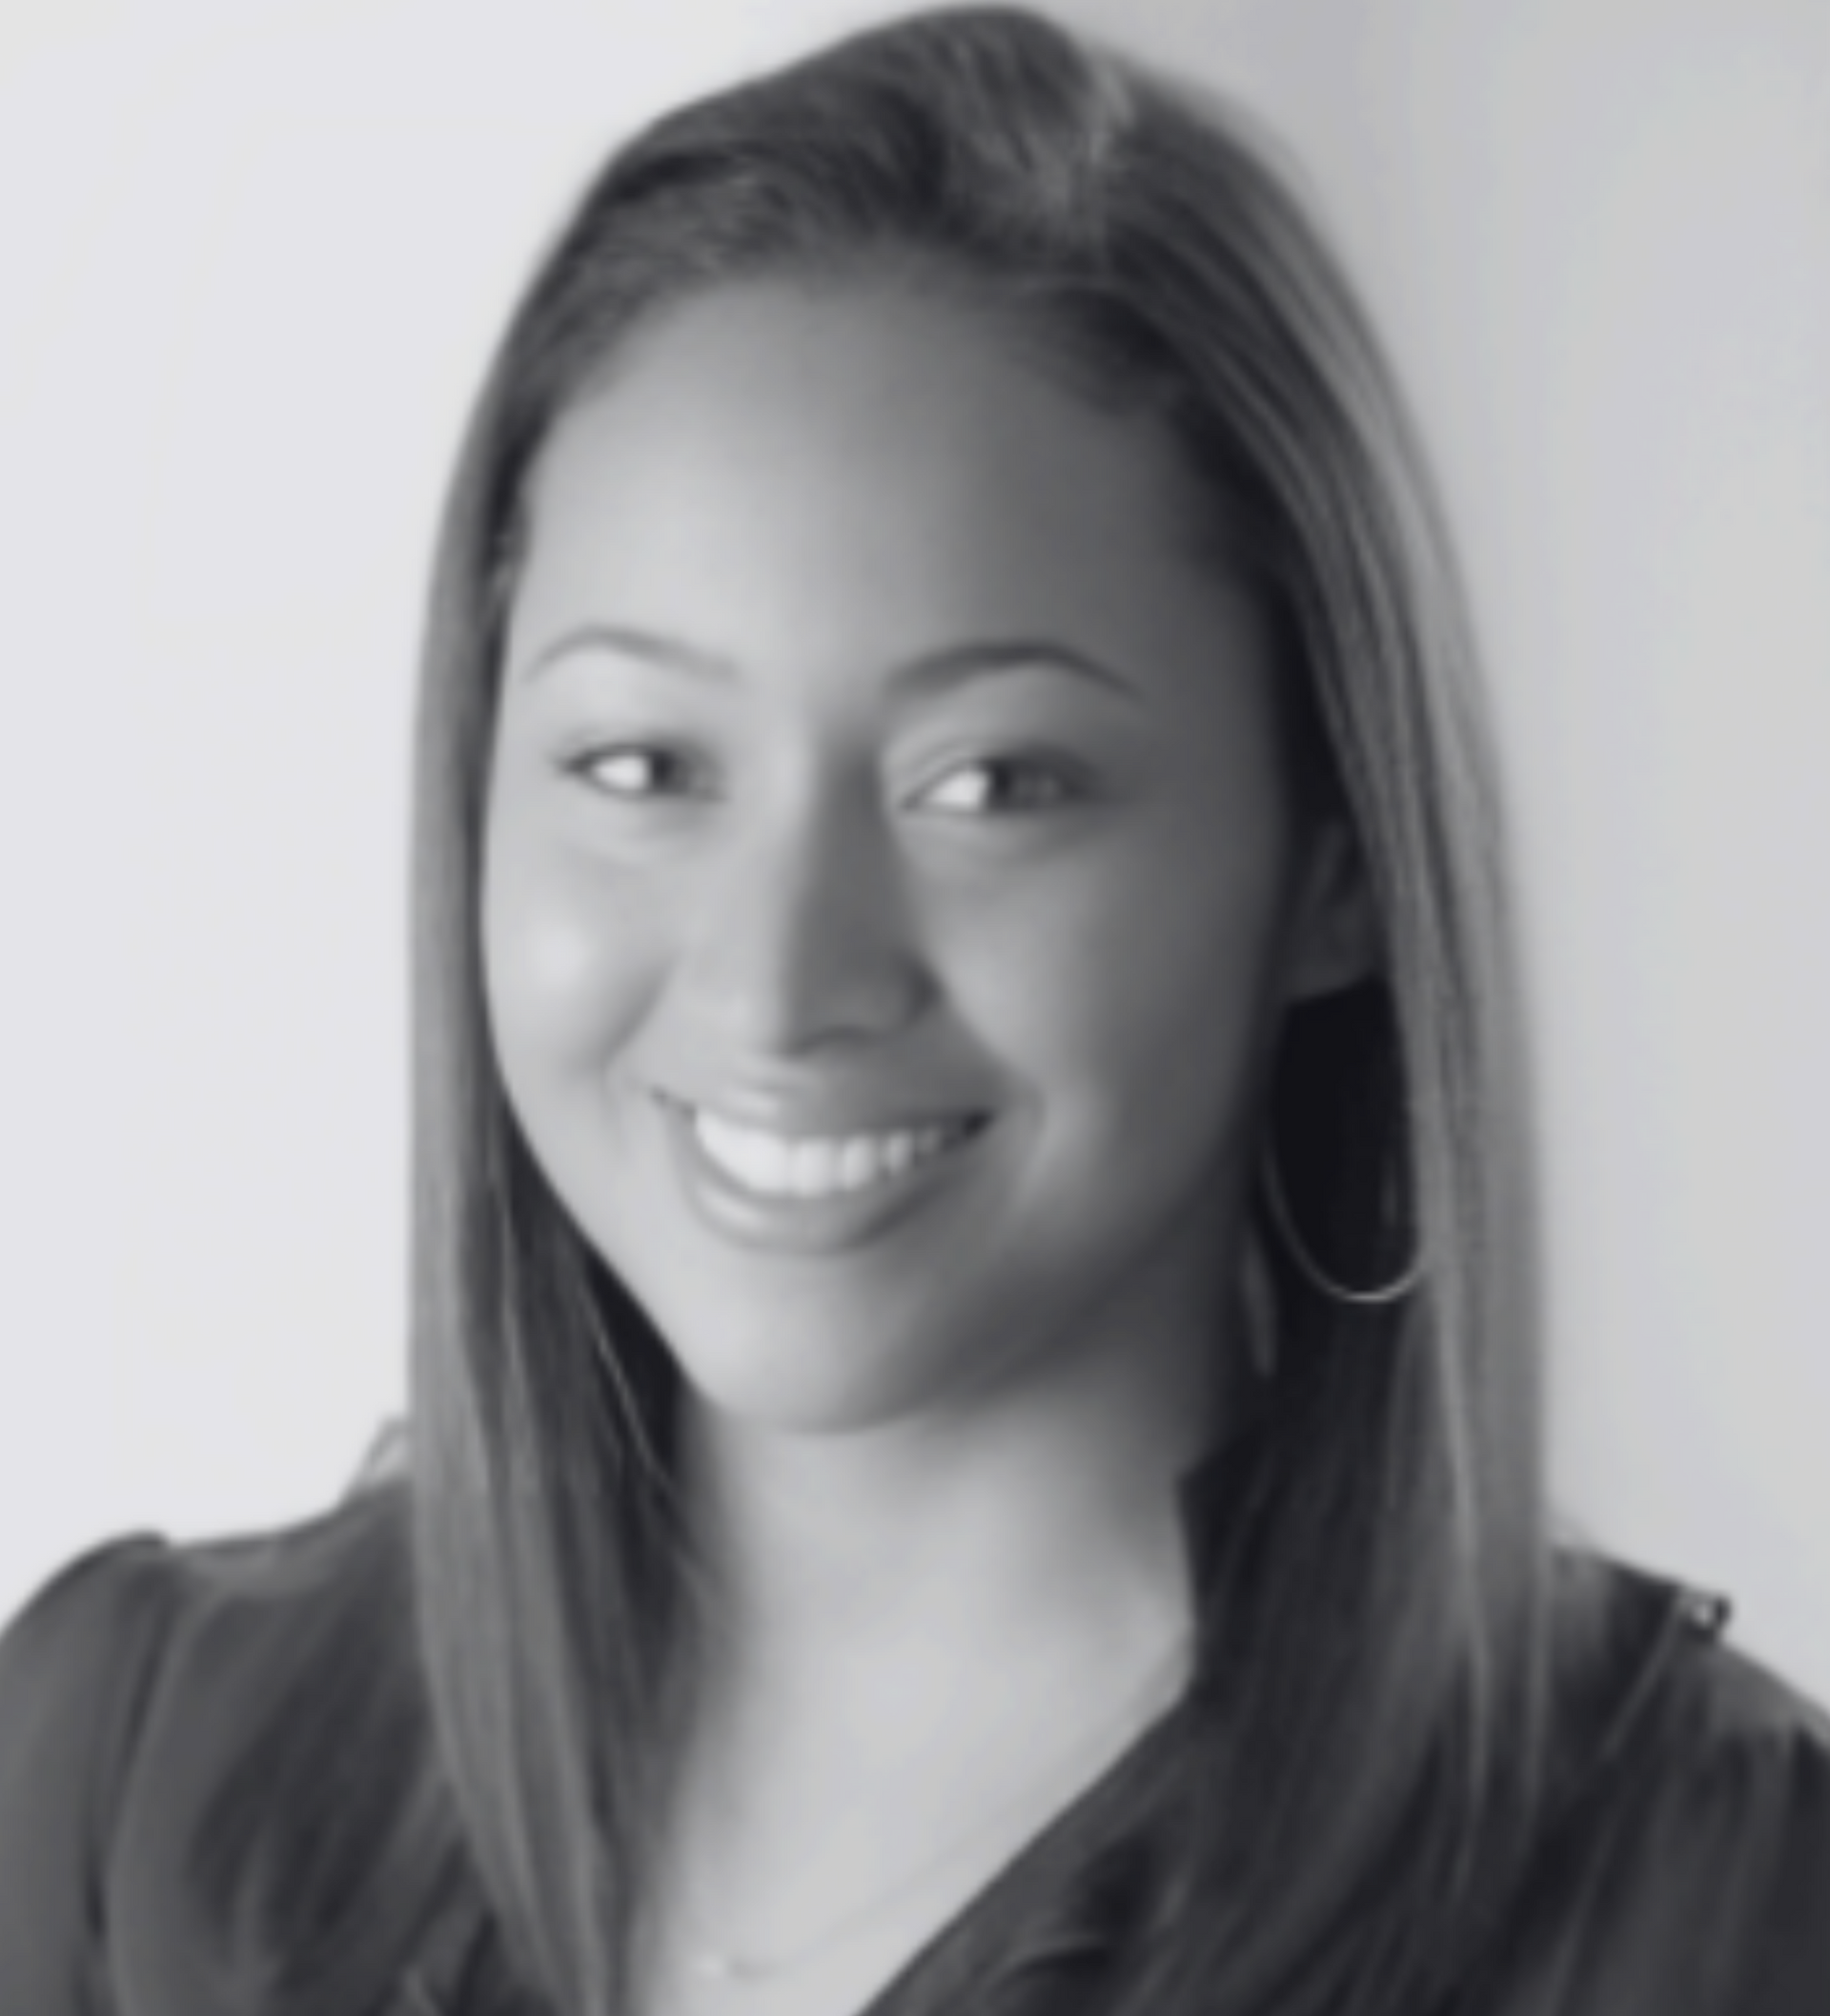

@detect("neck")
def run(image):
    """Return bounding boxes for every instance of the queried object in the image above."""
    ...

[680,1305,1232,1693]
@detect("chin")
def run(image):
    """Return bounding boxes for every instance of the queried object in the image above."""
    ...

[657,1305,975,1440]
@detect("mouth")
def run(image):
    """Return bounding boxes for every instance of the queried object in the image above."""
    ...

[652,1092,992,1252]
[687,1107,985,1200]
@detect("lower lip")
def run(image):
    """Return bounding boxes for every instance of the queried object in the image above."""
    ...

[658,1100,990,1257]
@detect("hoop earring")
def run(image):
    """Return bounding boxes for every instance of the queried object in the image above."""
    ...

[1260,1139,1426,1308]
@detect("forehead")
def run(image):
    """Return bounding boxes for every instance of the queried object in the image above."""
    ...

[509,278,1265,690]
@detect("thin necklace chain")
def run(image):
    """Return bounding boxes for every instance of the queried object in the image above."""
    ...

[672,1630,1194,1988]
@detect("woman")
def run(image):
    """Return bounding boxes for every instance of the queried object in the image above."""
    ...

[1,8,1825,2014]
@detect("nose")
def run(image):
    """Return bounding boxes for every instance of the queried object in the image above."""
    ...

[673,778,934,1058]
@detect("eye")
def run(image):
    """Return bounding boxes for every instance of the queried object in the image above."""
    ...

[565,743,707,801]
[913,756,1083,816]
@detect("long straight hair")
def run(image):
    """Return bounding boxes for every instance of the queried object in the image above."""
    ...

[390,10,1558,2013]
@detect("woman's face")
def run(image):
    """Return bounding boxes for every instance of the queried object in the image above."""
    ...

[483,279,1366,1436]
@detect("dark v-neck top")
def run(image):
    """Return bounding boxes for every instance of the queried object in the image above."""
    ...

[2,1473,1828,2015]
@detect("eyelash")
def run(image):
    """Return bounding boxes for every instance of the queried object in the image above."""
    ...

[564,743,709,801]
[911,755,1085,816]
[559,744,1087,816]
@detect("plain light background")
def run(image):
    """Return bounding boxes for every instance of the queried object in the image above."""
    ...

[1,0,1825,1699]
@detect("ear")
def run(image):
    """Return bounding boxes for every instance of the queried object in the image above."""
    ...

[1280,817,1381,1005]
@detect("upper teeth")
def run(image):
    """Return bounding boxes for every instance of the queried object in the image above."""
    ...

[690,1110,972,1199]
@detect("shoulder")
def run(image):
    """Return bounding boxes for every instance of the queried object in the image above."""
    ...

[1574,1558,1830,1863]
[0,1529,212,2012]
[0,1530,190,1915]
[1475,1556,1830,2016]
[0,1479,426,2016]
[0,1480,414,1750]
[0,1527,185,1709]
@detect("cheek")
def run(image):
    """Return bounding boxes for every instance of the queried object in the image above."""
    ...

[958,834,1296,1130]
[480,827,661,1100]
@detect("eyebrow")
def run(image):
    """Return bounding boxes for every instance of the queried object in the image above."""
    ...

[520,623,1141,703]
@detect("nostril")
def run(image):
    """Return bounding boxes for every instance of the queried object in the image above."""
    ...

[679,927,935,1052]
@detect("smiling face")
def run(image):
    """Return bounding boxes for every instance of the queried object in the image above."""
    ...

[481,278,1369,1441]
